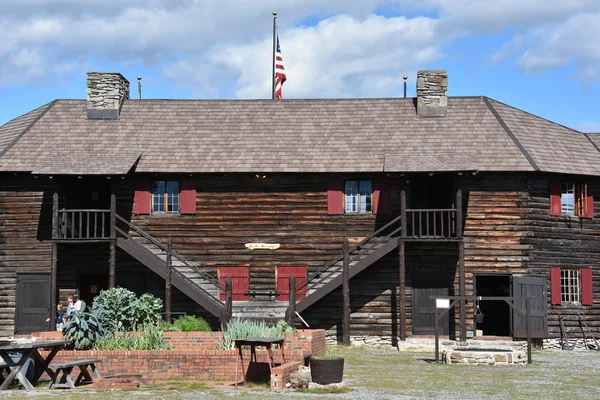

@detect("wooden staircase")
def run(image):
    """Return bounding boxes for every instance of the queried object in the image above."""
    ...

[115,215,226,319]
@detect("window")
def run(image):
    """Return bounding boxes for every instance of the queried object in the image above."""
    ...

[552,180,593,218]
[345,180,372,213]
[561,269,581,304]
[153,181,179,213]
[561,183,588,216]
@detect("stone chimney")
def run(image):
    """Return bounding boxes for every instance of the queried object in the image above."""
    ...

[86,72,130,120]
[416,70,448,117]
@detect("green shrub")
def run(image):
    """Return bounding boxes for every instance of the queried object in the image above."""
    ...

[62,308,114,350]
[276,320,294,334]
[159,320,182,332]
[132,293,163,331]
[92,288,163,331]
[171,315,211,332]
[92,288,137,331]
[220,318,281,350]
[93,324,170,350]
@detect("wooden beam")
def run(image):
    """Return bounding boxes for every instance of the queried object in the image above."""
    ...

[108,191,117,289]
[50,242,57,331]
[400,189,407,238]
[52,192,59,240]
[287,274,296,327]
[459,240,466,342]
[399,239,406,341]
[109,241,116,289]
[342,237,350,346]
[165,236,173,323]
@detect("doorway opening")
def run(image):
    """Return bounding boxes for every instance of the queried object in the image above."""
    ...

[475,275,511,337]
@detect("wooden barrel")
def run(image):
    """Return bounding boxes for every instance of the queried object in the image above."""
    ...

[310,358,344,384]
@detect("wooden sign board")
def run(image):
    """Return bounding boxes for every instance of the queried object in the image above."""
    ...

[244,243,280,250]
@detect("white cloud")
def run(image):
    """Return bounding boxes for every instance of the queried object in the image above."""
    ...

[0,0,599,95]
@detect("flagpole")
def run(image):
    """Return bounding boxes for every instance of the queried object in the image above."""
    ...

[272,11,277,100]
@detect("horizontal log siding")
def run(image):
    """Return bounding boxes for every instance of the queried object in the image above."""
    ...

[524,175,600,338]
[302,243,457,339]
[461,174,532,334]
[0,176,53,335]
[123,174,390,299]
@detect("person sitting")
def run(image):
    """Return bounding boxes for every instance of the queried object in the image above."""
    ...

[72,295,82,313]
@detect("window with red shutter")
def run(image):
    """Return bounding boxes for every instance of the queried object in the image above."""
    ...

[550,267,562,305]
[180,179,196,215]
[327,179,344,215]
[581,268,593,306]
[373,178,390,214]
[134,179,152,215]
[552,180,593,218]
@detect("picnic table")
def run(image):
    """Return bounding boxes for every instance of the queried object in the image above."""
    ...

[234,337,286,388]
[0,339,70,390]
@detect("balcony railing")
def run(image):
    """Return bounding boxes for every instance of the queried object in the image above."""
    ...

[405,208,458,238]
[55,209,112,240]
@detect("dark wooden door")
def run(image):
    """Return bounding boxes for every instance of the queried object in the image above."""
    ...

[277,266,307,301]
[412,286,450,335]
[16,273,51,334]
[219,266,249,301]
[513,276,548,338]
[79,275,109,307]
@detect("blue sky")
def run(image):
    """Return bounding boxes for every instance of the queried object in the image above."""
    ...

[1,1,599,132]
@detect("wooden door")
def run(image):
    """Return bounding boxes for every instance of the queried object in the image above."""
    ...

[219,266,249,301]
[412,286,450,335]
[15,273,51,334]
[79,275,109,307]
[277,266,307,301]
[513,276,548,338]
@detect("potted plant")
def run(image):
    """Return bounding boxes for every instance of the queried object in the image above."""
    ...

[310,353,344,384]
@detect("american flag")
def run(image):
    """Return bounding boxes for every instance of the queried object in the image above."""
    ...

[274,35,287,99]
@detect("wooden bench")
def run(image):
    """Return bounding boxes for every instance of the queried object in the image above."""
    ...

[48,359,101,389]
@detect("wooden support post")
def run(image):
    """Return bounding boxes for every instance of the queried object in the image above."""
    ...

[399,240,406,341]
[287,274,296,327]
[342,237,351,346]
[50,242,58,331]
[459,241,466,342]
[165,237,173,323]
[52,192,59,239]
[108,192,116,289]
[456,188,466,342]
[400,189,407,237]
[526,297,532,364]
[434,307,439,362]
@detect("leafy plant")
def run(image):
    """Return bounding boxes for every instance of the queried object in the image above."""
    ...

[220,318,281,350]
[132,294,163,331]
[276,320,294,334]
[171,315,211,332]
[92,288,137,331]
[159,320,182,332]
[62,308,114,350]
[312,353,344,360]
[93,324,170,350]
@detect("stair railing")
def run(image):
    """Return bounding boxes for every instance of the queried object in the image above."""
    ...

[115,214,225,292]
[298,215,403,294]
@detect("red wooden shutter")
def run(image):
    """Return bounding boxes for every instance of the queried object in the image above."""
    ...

[585,185,594,218]
[373,178,390,214]
[277,266,307,301]
[581,268,593,306]
[219,266,249,301]
[180,179,197,215]
[550,267,562,305]
[550,180,562,216]
[327,179,344,215]
[133,179,151,215]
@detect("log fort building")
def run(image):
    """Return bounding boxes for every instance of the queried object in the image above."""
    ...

[1,70,599,345]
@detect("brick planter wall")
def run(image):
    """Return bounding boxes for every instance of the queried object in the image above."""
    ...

[26,329,326,389]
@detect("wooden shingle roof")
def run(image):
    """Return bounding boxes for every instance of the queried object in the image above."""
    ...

[0,96,598,176]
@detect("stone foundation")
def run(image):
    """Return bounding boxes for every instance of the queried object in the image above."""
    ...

[543,338,600,351]
[442,349,526,365]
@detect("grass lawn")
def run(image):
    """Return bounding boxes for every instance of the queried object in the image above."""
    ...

[3,346,600,399]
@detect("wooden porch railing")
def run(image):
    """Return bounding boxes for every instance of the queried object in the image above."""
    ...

[405,208,458,238]
[55,209,112,239]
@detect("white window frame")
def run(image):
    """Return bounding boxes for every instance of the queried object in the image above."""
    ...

[561,269,581,304]
[344,180,373,214]
[152,180,180,214]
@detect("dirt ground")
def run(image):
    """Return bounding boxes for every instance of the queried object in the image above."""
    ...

[3,345,600,399]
